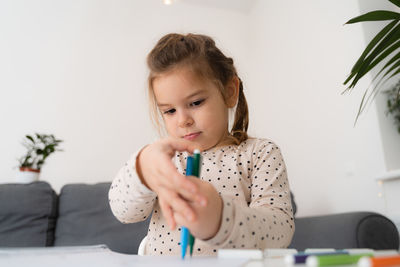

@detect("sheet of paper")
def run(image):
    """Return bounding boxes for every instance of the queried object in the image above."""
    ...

[0,245,249,267]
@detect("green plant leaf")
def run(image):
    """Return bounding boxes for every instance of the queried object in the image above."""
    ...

[355,89,369,125]
[373,61,400,101]
[355,23,400,77]
[26,135,35,143]
[348,23,400,89]
[344,20,398,86]
[46,145,55,151]
[389,0,400,8]
[364,62,400,111]
[373,56,400,93]
[357,41,400,104]
[358,67,396,114]
[366,39,400,74]
[370,65,400,107]
[374,50,400,81]
[383,57,400,80]
[383,79,400,134]
[345,10,400,24]
[385,65,400,81]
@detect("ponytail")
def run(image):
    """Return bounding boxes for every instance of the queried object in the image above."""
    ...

[230,78,249,145]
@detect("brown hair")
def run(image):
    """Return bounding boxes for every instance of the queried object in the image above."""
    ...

[147,33,249,145]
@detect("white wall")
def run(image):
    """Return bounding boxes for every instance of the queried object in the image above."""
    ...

[246,0,386,216]
[0,0,388,218]
[0,0,251,191]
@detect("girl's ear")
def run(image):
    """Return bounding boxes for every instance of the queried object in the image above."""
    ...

[225,76,240,108]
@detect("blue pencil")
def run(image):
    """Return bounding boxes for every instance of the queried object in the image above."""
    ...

[181,156,194,259]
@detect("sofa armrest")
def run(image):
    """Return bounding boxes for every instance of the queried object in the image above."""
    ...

[0,181,58,247]
[289,212,399,250]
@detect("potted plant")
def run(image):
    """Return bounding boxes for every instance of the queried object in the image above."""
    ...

[384,79,400,133]
[344,0,400,122]
[16,133,63,183]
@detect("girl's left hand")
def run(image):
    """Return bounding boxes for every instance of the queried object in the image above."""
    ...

[171,178,223,240]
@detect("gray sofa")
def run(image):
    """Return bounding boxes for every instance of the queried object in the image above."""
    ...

[0,181,398,254]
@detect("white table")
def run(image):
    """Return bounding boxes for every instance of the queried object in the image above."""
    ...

[0,246,250,267]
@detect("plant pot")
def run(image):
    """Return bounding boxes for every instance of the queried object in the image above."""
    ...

[16,167,40,183]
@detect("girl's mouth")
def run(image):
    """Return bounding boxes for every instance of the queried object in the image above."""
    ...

[183,132,201,140]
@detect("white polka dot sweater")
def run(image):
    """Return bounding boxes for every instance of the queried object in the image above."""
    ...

[109,138,295,255]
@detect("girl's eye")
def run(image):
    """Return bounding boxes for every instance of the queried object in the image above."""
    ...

[190,99,204,107]
[163,108,176,115]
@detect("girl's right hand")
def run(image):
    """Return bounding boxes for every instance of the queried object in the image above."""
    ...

[136,137,207,230]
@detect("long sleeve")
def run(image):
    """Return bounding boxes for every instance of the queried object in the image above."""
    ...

[108,150,157,224]
[201,140,295,249]
[108,138,294,256]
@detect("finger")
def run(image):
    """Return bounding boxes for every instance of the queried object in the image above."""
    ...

[166,189,196,222]
[181,177,207,207]
[173,210,188,227]
[171,177,206,207]
[158,155,198,194]
[169,173,207,206]
[165,137,200,154]
[157,158,207,206]
[159,197,176,230]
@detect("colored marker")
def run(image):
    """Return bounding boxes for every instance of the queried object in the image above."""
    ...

[188,149,201,256]
[181,156,194,259]
[188,229,195,256]
[193,149,201,177]
[306,253,373,267]
[358,255,400,267]
[285,251,349,265]
[181,227,190,259]
[264,248,298,258]
[305,249,336,253]
[218,249,263,260]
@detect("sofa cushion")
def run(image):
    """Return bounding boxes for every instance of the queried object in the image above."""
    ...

[289,211,399,250]
[54,182,150,254]
[0,181,58,247]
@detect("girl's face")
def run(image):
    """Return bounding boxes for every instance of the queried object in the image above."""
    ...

[153,67,236,151]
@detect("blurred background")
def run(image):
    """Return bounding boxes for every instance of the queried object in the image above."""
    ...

[1,0,399,226]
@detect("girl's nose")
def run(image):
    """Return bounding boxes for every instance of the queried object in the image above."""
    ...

[178,112,194,128]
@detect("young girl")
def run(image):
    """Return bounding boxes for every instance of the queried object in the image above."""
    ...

[109,33,295,256]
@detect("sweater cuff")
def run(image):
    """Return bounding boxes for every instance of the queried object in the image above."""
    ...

[127,149,156,196]
[202,195,235,247]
